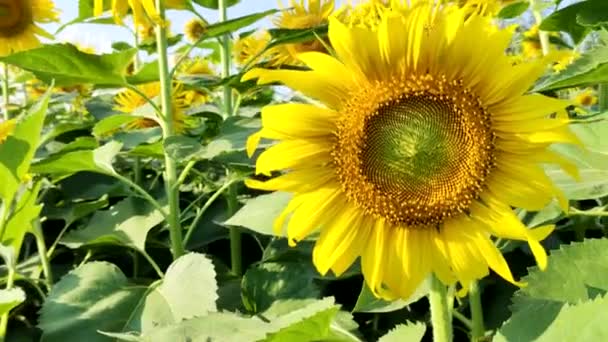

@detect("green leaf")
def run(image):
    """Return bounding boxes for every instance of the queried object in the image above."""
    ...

[126,61,159,85]
[163,136,203,161]
[534,47,608,92]
[0,91,49,203]
[512,239,608,306]
[61,196,166,251]
[353,279,429,313]
[93,115,141,137]
[242,262,320,313]
[0,288,25,316]
[43,196,109,227]
[140,312,273,341]
[495,295,608,342]
[378,322,426,342]
[539,1,594,43]
[202,9,279,40]
[2,182,42,253]
[224,192,292,236]
[38,262,146,342]
[0,44,135,87]
[198,116,262,160]
[262,298,339,342]
[31,141,122,177]
[497,1,529,19]
[192,0,241,10]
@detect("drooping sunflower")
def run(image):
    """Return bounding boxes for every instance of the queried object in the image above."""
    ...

[244,2,580,299]
[114,82,189,133]
[94,0,185,28]
[184,18,208,43]
[0,0,59,56]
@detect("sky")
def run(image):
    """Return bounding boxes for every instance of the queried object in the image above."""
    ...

[46,1,341,52]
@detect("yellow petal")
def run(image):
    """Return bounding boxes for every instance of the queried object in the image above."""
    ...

[260,103,338,138]
[94,0,104,16]
[245,167,334,193]
[246,131,262,157]
[491,94,570,122]
[255,138,331,175]
[361,218,387,297]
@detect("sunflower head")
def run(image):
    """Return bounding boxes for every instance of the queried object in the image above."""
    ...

[574,88,598,107]
[233,30,273,67]
[0,0,59,56]
[244,2,580,300]
[0,119,16,144]
[552,50,579,73]
[184,18,208,43]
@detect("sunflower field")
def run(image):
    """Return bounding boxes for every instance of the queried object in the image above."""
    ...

[1,0,608,341]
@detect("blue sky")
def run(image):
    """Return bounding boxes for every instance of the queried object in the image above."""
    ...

[47,1,343,52]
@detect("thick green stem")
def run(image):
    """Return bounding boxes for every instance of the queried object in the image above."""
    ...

[469,281,484,342]
[530,0,550,56]
[0,267,15,341]
[33,222,53,290]
[155,0,184,260]
[598,83,608,111]
[2,64,8,121]
[219,0,233,117]
[227,184,241,276]
[429,274,452,342]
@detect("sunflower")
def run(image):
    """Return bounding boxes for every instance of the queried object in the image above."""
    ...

[114,82,188,133]
[0,0,59,56]
[184,18,208,43]
[574,88,598,108]
[177,58,214,105]
[0,119,16,144]
[94,0,185,28]
[243,2,580,300]
[271,0,335,66]
[232,30,284,67]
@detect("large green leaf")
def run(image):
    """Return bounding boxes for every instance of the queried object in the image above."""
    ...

[198,116,262,159]
[38,262,146,342]
[0,288,25,317]
[353,279,429,313]
[495,294,608,342]
[126,61,159,85]
[224,192,292,236]
[2,182,42,253]
[0,44,135,87]
[0,91,50,203]
[120,253,218,334]
[534,46,608,92]
[538,0,608,43]
[61,196,166,251]
[241,262,320,313]
[31,141,121,177]
[262,298,340,342]
[378,322,426,342]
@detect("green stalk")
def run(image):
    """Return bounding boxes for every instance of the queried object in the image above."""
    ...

[530,0,550,56]
[469,281,485,342]
[598,84,608,111]
[33,222,53,291]
[429,274,452,342]
[218,0,241,276]
[2,63,8,121]
[0,266,15,341]
[155,0,184,260]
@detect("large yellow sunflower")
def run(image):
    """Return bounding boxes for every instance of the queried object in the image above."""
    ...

[0,0,59,56]
[243,2,580,300]
[114,82,189,133]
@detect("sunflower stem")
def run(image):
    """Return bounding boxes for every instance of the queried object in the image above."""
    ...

[429,274,452,342]
[226,182,242,276]
[155,0,184,260]
[469,281,485,342]
[0,266,15,341]
[33,221,53,290]
[599,84,608,111]
[2,63,9,121]
[530,0,550,56]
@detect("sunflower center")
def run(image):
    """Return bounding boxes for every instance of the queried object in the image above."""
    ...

[0,0,31,35]
[334,75,495,227]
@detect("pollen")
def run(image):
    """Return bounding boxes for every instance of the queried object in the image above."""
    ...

[333,74,495,227]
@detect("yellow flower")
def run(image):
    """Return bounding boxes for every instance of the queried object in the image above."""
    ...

[574,88,598,107]
[0,119,16,144]
[233,30,278,67]
[522,40,542,60]
[94,0,185,29]
[335,0,400,29]
[552,50,579,73]
[178,58,214,105]
[0,0,60,56]
[271,0,335,66]
[243,2,579,300]
[114,82,188,133]
[184,18,208,43]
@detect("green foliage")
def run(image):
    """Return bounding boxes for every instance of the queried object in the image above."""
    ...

[540,0,608,43]
[224,192,292,235]
[0,288,25,316]
[353,280,428,313]
[497,1,529,19]
[38,262,147,342]
[535,47,608,92]
[378,322,426,342]
[0,44,135,87]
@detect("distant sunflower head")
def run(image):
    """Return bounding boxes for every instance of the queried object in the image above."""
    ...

[244,2,580,299]
[574,88,598,107]
[0,0,59,56]
[94,0,174,29]
[233,30,277,67]
[114,82,189,133]
[272,0,334,66]
[0,119,16,144]
[184,18,208,43]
